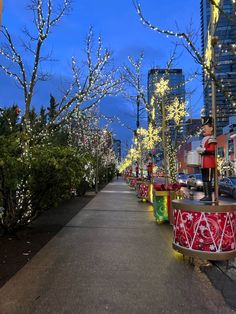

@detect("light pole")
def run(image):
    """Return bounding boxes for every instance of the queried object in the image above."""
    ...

[210,3,219,203]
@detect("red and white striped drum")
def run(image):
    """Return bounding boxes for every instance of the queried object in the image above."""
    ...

[172,199,236,260]
[137,182,149,200]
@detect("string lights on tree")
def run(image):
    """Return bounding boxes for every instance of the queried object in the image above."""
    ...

[134,1,235,108]
[0,1,122,229]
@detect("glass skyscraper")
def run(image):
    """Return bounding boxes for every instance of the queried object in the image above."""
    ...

[201,0,236,135]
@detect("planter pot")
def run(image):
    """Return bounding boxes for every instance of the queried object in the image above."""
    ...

[125,176,134,184]
[153,190,177,224]
[172,199,236,261]
[137,181,151,202]
[129,178,137,190]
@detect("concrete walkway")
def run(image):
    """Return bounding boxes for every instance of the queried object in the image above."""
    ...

[0,179,234,314]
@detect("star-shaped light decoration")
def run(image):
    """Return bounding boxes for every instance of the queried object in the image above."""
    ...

[166,98,188,125]
[155,78,169,97]
[137,125,161,150]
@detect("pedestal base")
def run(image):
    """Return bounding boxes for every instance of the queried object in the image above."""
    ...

[173,243,236,261]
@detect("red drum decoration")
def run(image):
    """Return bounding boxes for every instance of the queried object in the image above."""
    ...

[129,178,137,189]
[137,182,149,200]
[172,199,236,260]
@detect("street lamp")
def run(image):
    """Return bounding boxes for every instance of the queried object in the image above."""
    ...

[210,2,219,203]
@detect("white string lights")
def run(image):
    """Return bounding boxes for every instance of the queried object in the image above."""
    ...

[134,1,235,107]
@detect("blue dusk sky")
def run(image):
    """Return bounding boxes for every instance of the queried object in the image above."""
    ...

[0,0,202,151]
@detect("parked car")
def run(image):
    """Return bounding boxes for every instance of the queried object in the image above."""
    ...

[186,173,203,191]
[219,177,236,199]
[177,173,188,186]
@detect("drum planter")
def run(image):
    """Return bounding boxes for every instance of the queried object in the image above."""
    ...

[136,179,146,198]
[172,199,236,260]
[126,176,134,185]
[153,190,177,224]
[137,181,150,202]
[129,178,137,190]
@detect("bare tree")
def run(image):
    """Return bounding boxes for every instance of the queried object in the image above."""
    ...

[123,52,149,122]
[134,1,235,107]
[0,0,72,130]
[48,28,123,129]
[0,1,123,231]
[0,2,123,142]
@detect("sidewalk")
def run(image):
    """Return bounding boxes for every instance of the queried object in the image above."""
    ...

[0,178,234,314]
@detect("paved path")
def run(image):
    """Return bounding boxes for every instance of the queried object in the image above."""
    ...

[0,179,234,314]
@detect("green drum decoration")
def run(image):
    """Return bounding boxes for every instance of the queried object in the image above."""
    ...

[153,191,169,223]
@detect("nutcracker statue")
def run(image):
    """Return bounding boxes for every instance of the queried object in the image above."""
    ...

[196,117,217,202]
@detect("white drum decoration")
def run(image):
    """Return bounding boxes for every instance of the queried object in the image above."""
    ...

[187,151,201,167]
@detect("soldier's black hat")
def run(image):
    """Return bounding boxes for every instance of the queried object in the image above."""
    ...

[201,116,213,126]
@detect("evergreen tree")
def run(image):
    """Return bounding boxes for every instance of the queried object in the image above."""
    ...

[47,94,58,122]
[29,107,37,127]
[39,106,47,128]
[0,105,20,135]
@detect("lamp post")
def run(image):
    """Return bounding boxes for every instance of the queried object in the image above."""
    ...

[210,3,219,203]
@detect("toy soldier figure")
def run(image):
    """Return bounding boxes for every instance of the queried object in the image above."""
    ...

[196,117,217,202]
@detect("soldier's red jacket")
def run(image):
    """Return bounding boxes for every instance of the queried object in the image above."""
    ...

[201,136,217,168]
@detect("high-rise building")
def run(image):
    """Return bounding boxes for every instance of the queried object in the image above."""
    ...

[148,68,185,106]
[201,0,236,135]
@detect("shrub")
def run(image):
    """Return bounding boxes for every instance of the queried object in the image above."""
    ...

[0,139,91,232]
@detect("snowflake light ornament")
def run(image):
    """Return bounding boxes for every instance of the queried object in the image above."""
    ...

[155,78,169,97]
[166,97,187,125]
[137,125,161,150]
